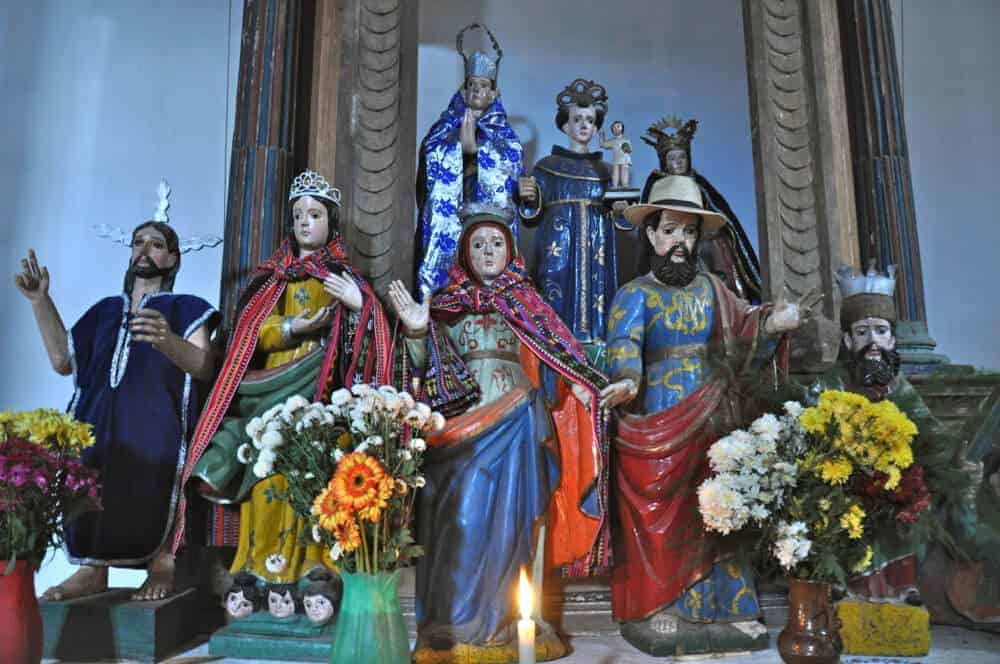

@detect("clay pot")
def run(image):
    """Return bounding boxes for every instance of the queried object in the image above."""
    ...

[777,577,842,664]
[0,560,43,664]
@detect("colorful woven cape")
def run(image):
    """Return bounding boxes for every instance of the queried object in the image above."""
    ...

[427,257,612,573]
[415,91,524,298]
[171,237,392,554]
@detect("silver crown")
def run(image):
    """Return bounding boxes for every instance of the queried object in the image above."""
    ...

[460,201,514,222]
[457,24,503,83]
[835,261,897,298]
[289,170,341,205]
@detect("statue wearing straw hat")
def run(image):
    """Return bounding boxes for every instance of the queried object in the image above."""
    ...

[601,176,819,656]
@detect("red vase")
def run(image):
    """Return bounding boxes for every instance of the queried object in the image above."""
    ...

[777,577,842,664]
[0,560,43,664]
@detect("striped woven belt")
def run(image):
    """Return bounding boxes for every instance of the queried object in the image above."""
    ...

[644,343,707,364]
[462,350,520,363]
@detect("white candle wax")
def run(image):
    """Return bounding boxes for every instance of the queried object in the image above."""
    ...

[517,617,536,664]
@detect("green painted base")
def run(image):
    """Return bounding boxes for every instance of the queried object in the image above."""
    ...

[40,586,217,662]
[208,620,335,661]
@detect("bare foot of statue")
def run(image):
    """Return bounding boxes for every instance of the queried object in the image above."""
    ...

[131,550,176,601]
[41,565,109,601]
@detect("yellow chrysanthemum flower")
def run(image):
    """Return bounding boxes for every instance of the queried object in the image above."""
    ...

[852,545,874,573]
[883,465,902,491]
[817,456,853,485]
[839,504,866,539]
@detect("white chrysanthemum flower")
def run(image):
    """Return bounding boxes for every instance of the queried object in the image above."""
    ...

[236,443,253,464]
[350,417,368,435]
[377,385,399,399]
[399,449,412,462]
[330,388,353,406]
[366,435,384,447]
[264,418,283,433]
[427,411,446,432]
[304,472,315,479]
[697,478,748,534]
[750,504,770,521]
[260,430,284,450]
[350,383,373,397]
[409,437,426,452]
[415,403,432,421]
[245,416,265,440]
[398,392,416,412]
[403,409,427,428]
[413,475,426,488]
[330,542,343,561]
[252,451,275,478]
[354,441,370,455]
[333,449,344,462]
[262,403,284,422]
[312,525,322,543]
[783,401,804,418]
[750,413,783,441]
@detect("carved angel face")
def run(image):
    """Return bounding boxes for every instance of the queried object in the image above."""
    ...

[303,594,335,625]
[292,195,330,254]
[665,148,689,175]
[562,104,597,148]
[226,590,254,619]
[467,225,509,282]
[267,589,296,618]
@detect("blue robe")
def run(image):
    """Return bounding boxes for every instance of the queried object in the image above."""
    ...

[66,292,218,566]
[522,146,618,346]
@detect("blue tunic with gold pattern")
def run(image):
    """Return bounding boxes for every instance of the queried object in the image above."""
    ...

[607,273,761,622]
[521,146,617,346]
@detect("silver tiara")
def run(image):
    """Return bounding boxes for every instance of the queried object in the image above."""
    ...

[289,170,341,205]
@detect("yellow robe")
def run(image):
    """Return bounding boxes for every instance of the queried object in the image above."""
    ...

[230,278,336,582]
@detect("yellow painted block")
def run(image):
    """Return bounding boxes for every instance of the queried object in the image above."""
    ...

[836,598,930,656]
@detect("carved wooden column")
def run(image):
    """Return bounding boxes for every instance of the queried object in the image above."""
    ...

[219,0,304,328]
[294,0,417,293]
[838,0,946,367]
[743,0,861,370]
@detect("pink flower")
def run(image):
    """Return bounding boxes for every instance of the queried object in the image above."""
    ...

[8,464,30,488]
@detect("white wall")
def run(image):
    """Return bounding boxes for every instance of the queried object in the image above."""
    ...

[891,0,1000,368]
[417,0,758,273]
[1,0,241,593]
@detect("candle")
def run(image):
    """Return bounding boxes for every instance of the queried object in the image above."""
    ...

[517,567,536,664]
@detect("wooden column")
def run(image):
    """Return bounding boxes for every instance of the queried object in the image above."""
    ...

[219,0,304,328]
[838,0,945,366]
[743,0,861,370]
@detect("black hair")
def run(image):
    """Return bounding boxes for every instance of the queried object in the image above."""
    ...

[638,209,703,275]
[288,196,341,257]
[123,221,181,294]
[266,582,300,613]
[226,571,262,611]
[611,120,625,133]
[302,568,343,611]
[555,103,606,132]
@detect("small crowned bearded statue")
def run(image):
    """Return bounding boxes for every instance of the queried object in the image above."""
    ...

[808,263,977,612]
[415,23,524,300]
[640,116,763,304]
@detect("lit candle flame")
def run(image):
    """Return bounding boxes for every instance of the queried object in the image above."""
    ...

[518,567,533,621]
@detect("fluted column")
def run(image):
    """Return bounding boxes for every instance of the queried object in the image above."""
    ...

[219,0,303,328]
[838,0,946,366]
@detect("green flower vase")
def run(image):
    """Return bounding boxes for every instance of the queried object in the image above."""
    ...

[330,570,409,664]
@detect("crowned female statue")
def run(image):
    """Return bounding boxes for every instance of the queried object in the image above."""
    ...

[640,116,763,303]
[415,23,524,300]
[173,170,393,586]
[518,79,627,359]
[388,204,610,663]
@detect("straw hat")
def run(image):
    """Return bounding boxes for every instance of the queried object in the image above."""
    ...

[622,175,727,235]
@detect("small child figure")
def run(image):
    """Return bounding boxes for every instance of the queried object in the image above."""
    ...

[600,120,633,189]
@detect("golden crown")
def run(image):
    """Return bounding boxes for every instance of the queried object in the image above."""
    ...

[642,115,699,155]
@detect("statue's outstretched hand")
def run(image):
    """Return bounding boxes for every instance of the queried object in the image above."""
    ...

[387,280,429,335]
[323,273,363,313]
[14,249,50,302]
[765,285,823,335]
[600,379,638,409]
[517,176,539,205]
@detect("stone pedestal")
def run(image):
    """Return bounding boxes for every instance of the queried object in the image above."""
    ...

[40,587,220,662]
[836,598,931,656]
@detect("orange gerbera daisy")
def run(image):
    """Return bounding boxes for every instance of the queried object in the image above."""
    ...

[357,476,394,523]
[312,482,352,532]
[333,515,362,553]
[331,452,388,512]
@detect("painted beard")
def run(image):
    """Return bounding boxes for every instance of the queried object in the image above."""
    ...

[129,256,173,280]
[654,244,698,287]
[847,343,901,389]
